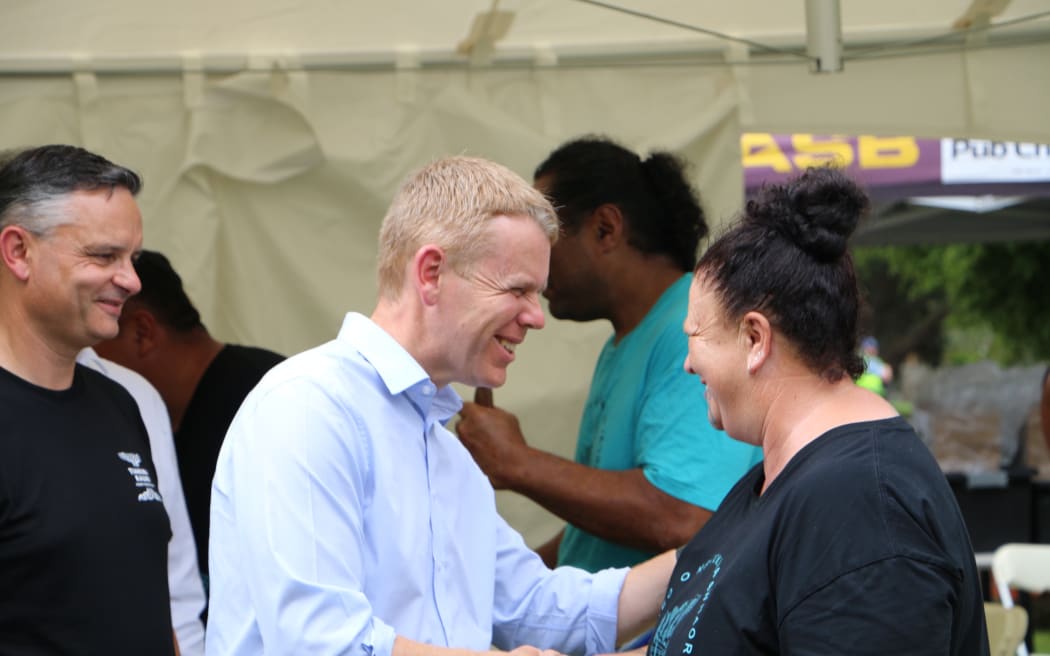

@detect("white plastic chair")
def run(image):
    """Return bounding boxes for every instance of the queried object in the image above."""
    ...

[992,543,1050,656]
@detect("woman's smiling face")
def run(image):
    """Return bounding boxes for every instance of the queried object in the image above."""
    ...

[683,274,751,441]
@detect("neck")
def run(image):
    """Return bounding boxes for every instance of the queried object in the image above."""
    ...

[758,374,898,492]
[371,297,439,384]
[0,301,79,390]
[163,330,225,431]
[608,257,685,341]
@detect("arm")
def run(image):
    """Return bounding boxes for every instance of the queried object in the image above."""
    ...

[490,517,627,655]
[535,529,564,568]
[456,402,711,553]
[616,550,676,645]
[780,557,974,654]
[137,385,206,656]
[394,637,563,656]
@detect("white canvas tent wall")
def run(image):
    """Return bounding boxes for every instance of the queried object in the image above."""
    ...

[2,0,1049,544]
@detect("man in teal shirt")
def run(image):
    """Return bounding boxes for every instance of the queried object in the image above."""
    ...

[457,137,762,570]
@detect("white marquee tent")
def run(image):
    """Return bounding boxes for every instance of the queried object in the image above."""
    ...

[3,0,1049,542]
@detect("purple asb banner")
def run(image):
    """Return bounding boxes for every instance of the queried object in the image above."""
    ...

[742,134,1050,200]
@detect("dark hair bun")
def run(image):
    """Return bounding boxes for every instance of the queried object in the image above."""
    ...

[748,166,869,261]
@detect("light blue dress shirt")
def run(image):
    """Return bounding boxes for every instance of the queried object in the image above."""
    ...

[206,313,627,656]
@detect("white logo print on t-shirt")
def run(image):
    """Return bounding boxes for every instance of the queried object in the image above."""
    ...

[117,451,164,503]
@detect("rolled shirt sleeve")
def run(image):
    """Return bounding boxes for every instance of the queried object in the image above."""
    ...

[492,516,628,655]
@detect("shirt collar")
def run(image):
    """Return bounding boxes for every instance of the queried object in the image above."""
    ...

[338,313,462,423]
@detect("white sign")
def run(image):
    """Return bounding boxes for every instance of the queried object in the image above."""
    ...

[941,139,1050,184]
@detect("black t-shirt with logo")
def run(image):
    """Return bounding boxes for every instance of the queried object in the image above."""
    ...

[0,364,174,655]
[649,417,988,656]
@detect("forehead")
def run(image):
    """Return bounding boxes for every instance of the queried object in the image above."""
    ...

[685,274,725,325]
[60,187,142,230]
[39,189,142,262]
[688,274,715,307]
[476,213,550,281]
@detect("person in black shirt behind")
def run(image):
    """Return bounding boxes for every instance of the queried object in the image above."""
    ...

[0,145,176,654]
[96,249,284,592]
[644,166,988,655]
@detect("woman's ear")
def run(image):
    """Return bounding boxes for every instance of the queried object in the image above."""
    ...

[741,311,772,374]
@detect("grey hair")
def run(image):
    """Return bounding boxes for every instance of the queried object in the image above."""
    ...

[0,144,142,236]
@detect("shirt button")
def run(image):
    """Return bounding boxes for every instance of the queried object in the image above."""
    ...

[422,384,434,396]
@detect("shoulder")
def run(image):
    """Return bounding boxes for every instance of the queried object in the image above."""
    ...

[623,288,690,370]
[75,364,142,413]
[211,344,285,383]
[639,278,694,360]
[217,343,389,494]
[77,351,164,413]
[788,417,923,475]
[257,338,372,396]
[770,418,968,575]
[193,344,286,402]
[779,554,983,653]
[224,343,285,368]
[226,341,384,451]
[774,420,933,517]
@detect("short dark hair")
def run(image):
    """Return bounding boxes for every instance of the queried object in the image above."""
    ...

[534,136,707,272]
[130,250,203,333]
[697,166,869,382]
[0,144,142,235]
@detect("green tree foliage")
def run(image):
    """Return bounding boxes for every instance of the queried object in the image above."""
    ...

[855,242,1050,364]
[853,249,948,367]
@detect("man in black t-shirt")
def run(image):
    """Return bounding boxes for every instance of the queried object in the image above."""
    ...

[96,249,284,586]
[0,145,176,654]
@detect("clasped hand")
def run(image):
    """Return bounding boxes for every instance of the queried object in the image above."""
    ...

[455,392,530,489]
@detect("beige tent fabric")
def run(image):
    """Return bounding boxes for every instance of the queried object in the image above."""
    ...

[738,42,1050,142]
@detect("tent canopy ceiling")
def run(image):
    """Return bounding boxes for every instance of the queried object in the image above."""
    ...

[2,0,1048,71]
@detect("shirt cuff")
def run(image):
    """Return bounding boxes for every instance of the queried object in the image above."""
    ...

[585,566,630,655]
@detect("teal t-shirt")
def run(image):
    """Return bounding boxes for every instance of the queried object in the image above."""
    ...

[557,274,763,572]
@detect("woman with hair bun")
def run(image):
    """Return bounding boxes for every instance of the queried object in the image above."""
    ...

[642,167,988,655]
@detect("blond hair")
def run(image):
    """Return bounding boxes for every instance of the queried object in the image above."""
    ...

[377,156,557,298]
